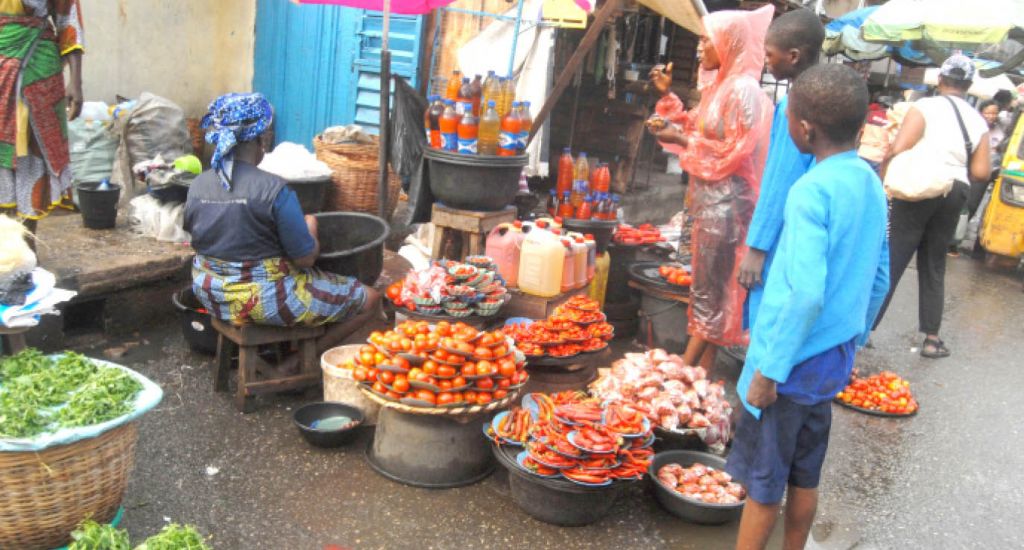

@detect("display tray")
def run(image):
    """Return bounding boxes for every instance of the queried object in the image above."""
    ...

[833,398,919,418]
[525,347,610,368]
[627,261,691,294]
[396,306,503,325]
[493,442,636,490]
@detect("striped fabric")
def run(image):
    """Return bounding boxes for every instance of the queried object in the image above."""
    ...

[191,255,365,327]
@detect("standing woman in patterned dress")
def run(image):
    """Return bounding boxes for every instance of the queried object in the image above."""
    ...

[0,0,84,241]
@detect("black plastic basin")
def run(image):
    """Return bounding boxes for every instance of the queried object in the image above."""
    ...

[286,175,330,214]
[424,148,527,211]
[313,212,389,286]
[648,450,744,525]
[293,402,365,448]
[171,286,218,355]
[494,445,624,526]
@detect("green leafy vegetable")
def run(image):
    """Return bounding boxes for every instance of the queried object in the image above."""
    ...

[0,348,143,439]
[0,348,51,381]
[68,519,131,550]
[134,524,212,550]
[57,368,143,428]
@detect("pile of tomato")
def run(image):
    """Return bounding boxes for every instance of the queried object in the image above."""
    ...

[658,265,692,287]
[342,320,528,408]
[506,295,614,358]
[835,370,918,415]
[613,223,665,245]
[489,392,654,485]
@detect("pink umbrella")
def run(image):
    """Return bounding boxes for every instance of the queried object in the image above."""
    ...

[294,0,453,15]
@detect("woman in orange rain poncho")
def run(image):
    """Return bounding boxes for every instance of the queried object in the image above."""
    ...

[647,5,773,369]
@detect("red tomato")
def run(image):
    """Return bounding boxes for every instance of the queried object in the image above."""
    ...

[476,393,493,405]
[378,370,395,385]
[476,377,495,390]
[393,376,410,393]
[437,392,454,405]
[498,361,516,378]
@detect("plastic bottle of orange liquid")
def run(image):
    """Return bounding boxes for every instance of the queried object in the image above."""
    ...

[478,100,501,155]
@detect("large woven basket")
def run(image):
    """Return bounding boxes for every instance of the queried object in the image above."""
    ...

[314,135,401,218]
[0,423,138,550]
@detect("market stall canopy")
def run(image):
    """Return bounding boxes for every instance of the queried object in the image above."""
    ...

[823,6,929,65]
[636,0,704,36]
[293,0,455,15]
[861,0,1024,45]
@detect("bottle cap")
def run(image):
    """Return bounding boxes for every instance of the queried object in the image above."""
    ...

[536,220,548,228]
[524,101,531,107]
[488,100,496,107]
[462,77,469,83]
[579,152,587,157]
[513,220,523,228]
[575,236,584,242]
[562,191,570,198]
[563,147,571,153]
[554,216,563,224]
[585,233,595,240]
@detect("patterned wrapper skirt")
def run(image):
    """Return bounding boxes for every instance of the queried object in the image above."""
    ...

[192,255,366,327]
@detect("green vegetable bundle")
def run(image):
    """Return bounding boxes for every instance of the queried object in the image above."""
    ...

[68,521,211,550]
[0,349,143,439]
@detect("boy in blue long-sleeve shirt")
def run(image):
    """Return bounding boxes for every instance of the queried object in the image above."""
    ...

[727,64,890,550]
[740,9,823,329]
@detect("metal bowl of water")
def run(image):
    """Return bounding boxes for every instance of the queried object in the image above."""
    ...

[293,402,365,448]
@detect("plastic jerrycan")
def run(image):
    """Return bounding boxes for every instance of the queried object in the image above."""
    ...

[485,221,522,287]
[559,238,576,293]
[571,236,588,288]
[518,220,563,297]
[587,251,611,307]
[583,234,597,279]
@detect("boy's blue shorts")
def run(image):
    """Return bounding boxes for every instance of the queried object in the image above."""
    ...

[725,395,832,505]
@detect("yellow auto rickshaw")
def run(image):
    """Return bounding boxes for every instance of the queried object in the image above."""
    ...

[980,110,1024,260]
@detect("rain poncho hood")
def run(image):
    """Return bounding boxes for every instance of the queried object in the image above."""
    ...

[663,4,774,186]
[655,5,774,347]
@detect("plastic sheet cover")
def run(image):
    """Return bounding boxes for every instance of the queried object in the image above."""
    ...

[656,5,773,346]
[390,78,433,224]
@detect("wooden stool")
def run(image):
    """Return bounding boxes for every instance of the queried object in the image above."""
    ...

[211,319,326,413]
[0,326,29,356]
[430,204,516,260]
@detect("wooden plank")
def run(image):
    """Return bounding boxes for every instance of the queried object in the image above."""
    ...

[528,0,623,144]
[431,204,516,233]
[212,318,324,347]
[502,289,578,319]
[245,374,322,395]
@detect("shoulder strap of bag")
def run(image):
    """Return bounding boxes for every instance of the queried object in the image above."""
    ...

[943,95,973,165]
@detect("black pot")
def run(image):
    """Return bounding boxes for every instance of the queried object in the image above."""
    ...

[648,450,744,525]
[424,147,527,211]
[313,212,390,286]
[494,446,624,526]
[76,181,121,229]
[286,175,330,214]
[293,402,365,448]
[561,218,617,254]
[171,286,217,355]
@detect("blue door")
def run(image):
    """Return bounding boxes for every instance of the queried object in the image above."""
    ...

[253,0,424,146]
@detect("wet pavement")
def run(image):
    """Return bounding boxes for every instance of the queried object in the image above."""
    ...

[78,256,1022,549]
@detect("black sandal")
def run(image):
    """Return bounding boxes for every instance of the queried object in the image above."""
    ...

[921,337,950,359]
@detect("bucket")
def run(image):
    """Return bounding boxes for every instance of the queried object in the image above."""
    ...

[637,289,689,353]
[365,407,494,488]
[321,345,381,425]
[313,212,390,286]
[76,181,122,229]
[286,175,331,214]
[424,147,527,211]
[171,286,217,355]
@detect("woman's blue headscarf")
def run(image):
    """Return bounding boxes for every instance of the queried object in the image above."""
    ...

[201,93,274,189]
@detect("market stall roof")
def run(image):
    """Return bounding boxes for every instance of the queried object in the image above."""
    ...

[861,0,1024,46]
[824,6,930,65]
[636,0,705,36]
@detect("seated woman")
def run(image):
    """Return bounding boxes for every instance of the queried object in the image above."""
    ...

[184,93,379,352]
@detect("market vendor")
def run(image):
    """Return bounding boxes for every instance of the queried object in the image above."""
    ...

[184,93,380,350]
[646,5,774,371]
[0,0,85,242]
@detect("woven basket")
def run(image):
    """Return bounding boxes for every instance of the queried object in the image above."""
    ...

[314,135,401,218]
[0,422,138,549]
